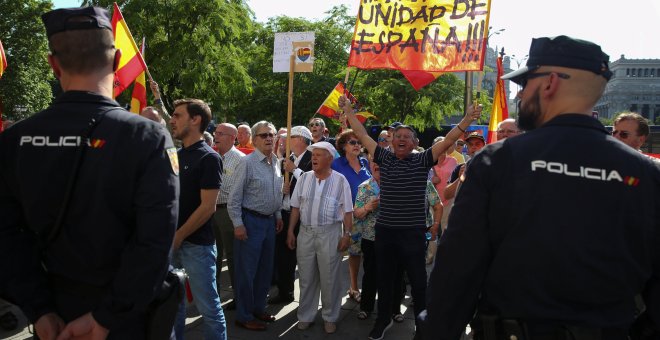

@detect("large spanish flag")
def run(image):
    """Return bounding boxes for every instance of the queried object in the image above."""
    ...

[316,82,375,123]
[486,56,508,143]
[112,2,147,98]
[348,0,492,89]
[130,40,147,114]
[0,39,7,78]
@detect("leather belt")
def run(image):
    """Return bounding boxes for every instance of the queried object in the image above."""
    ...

[242,207,273,218]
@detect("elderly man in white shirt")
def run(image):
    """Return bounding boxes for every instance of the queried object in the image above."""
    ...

[286,142,354,334]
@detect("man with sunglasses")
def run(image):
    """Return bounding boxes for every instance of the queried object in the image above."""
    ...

[308,117,336,146]
[612,112,650,152]
[423,35,660,339]
[228,121,283,331]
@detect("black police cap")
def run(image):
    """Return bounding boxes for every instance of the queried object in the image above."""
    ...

[41,7,112,39]
[501,35,612,84]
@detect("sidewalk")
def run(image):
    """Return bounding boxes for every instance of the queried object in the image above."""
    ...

[1,257,421,340]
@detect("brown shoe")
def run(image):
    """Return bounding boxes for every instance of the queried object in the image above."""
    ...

[253,312,276,323]
[235,320,267,331]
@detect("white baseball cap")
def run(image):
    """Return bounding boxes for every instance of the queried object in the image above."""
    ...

[307,141,338,159]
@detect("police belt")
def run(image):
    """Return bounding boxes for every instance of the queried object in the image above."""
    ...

[477,315,627,340]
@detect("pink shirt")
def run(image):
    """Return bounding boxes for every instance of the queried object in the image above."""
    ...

[432,155,458,206]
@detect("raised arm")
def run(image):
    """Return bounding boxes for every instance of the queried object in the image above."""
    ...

[339,95,377,156]
[431,104,482,162]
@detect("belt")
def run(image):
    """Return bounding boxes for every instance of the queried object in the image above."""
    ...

[242,207,274,218]
[216,203,227,208]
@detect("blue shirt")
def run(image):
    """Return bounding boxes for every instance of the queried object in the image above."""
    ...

[178,140,222,245]
[331,155,371,203]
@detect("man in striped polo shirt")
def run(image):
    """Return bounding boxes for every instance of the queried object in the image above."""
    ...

[339,96,482,340]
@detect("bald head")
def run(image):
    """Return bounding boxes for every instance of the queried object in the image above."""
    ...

[237,124,251,146]
[140,106,162,123]
[215,123,238,154]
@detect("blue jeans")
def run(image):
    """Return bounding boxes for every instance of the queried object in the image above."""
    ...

[173,242,227,340]
[233,211,276,322]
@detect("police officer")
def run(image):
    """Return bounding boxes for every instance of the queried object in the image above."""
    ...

[422,36,660,339]
[0,7,179,339]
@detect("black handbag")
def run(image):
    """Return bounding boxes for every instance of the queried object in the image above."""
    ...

[46,110,184,339]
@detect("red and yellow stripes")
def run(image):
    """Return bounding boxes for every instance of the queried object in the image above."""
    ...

[112,2,147,98]
[0,39,7,78]
[487,56,509,143]
[130,41,147,114]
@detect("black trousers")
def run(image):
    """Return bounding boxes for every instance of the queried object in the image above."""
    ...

[375,226,427,323]
[272,209,299,297]
[361,239,405,314]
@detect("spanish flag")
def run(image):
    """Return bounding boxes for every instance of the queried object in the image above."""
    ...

[0,39,7,78]
[401,70,442,91]
[486,56,508,144]
[112,2,148,98]
[130,39,147,114]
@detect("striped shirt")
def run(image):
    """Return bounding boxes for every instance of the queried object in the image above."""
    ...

[217,146,245,204]
[374,146,434,229]
[228,148,283,227]
[290,170,353,226]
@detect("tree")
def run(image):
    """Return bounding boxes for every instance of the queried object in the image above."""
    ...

[0,0,54,121]
[84,0,256,117]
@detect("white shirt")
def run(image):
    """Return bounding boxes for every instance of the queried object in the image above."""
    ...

[290,170,353,226]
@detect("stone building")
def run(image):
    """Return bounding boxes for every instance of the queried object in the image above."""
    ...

[594,55,660,121]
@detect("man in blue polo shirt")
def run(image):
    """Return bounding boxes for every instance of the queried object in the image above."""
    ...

[339,96,481,340]
[170,98,226,340]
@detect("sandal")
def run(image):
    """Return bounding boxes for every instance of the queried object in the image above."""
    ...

[347,289,361,303]
[392,313,404,323]
[357,310,369,320]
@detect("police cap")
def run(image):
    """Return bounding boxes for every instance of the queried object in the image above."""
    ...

[41,7,112,39]
[501,35,612,85]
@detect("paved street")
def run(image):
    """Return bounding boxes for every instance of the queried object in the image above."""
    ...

[1,257,424,340]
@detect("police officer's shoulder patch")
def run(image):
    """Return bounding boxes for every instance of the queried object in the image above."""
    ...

[167,147,179,175]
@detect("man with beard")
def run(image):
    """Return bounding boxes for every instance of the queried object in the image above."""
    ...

[422,36,660,339]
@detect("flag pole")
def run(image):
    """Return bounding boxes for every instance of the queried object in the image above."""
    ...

[285,53,295,184]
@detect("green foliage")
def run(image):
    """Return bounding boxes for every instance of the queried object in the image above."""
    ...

[0,0,54,121]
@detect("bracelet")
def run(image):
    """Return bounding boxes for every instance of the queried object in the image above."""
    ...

[456,124,466,133]
[154,98,163,104]
[344,231,352,237]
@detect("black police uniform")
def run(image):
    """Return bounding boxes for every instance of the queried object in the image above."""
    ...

[0,91,179,337]
[423,114,660,339]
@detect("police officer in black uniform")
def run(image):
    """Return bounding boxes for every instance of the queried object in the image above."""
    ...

[0,7,179,339]
[422,36,660,339]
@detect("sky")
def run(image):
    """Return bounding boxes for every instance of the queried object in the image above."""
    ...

[53,0,660,67]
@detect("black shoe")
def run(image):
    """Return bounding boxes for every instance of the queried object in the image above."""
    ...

[268,294,294,304]
[224,300,236,310]
[368,319,393,340]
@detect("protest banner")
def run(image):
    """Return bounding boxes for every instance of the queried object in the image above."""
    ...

[347,0,492,88]
[273,32,315,183]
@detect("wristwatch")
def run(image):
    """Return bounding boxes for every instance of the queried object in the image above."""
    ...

[343,231,352,238]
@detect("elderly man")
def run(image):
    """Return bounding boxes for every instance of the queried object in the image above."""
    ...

[228,121,283,331]
[496,118,521,140]
[339,96,481,340]
[612,112,650,152]
[286,142,353,334]
[308,117,335,145]
[270,126,314,305]
[236,123,254,154]
[377,130,391,149]
[212,123,245,308]
[423,36,660,339]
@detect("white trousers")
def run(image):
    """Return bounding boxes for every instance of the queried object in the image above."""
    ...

[296,223,343,323]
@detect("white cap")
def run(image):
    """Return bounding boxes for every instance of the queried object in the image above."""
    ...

[281,125,313,141]
[307,141,338,159]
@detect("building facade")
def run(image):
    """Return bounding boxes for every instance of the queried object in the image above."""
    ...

[594,55,660,121]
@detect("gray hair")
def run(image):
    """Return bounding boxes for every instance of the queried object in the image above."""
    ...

[497,118,518,130]
[251,120,276,137]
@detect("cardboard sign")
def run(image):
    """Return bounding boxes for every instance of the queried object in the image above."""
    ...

[273,31,315,73]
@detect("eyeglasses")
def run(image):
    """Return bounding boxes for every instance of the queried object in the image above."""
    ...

[255,132,275,139]
[497,129,519,134]
[612,130,631,139]
[214,132,233,137]
[347,140,362,146]
[377,137,387,142]
[520,72,571,89]
[309,122,322,127]
[456,142,465,146]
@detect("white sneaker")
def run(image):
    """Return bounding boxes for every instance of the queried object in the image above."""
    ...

[297,321,312,330]
[324,321,337,334]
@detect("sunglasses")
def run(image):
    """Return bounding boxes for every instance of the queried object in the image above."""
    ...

[347,140,362,146]
[497,129,519,134]
[309,122,322,127]
[612,130,631,139]
[377,137,387,142]
[255,132,275,139]
[520,72,571,89]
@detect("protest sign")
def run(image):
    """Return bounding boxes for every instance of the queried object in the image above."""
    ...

[273,32,315,72]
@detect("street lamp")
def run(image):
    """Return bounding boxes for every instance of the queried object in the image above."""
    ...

[510,54,528,70]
